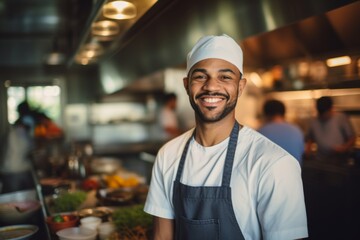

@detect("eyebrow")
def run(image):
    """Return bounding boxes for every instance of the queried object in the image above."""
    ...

[219,69,237,75]
[190,68,237,75]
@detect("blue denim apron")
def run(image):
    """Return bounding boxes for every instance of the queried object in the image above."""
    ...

[173,122,245,240]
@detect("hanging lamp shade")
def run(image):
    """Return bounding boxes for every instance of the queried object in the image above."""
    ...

[103,1,137,20]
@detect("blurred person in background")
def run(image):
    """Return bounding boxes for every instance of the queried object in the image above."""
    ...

[258,99,305,164]
[144,34,308,240]
[33,111,64,139]
[0,101,36,193]
[159,92,181,139]
[306,96,356,159]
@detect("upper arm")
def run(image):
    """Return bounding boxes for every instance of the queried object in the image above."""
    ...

[153,216,174,240]
[257,158,308,239]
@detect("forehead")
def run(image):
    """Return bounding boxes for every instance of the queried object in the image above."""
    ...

[189,58,241,75]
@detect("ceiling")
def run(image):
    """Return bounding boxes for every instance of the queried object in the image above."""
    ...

[99,0,360,93]
[0,0,93,68]
[0,0,359,91]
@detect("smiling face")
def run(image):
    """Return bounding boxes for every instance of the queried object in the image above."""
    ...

[183,58,246,123]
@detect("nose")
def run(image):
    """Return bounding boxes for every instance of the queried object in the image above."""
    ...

[202,77,220,92]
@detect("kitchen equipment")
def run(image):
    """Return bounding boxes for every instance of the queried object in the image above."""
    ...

[0,190,37,203]
[46,213,79,233]
[0,201,41,225]
[56,227,97,240]
[40,178,72,196]
[98,222,116,240]
[66,153,87,179]
[77,207,113,221]
[97,187,134,206]
[90,157,122,174]
[0,224,38,240]
[79,216,102,231]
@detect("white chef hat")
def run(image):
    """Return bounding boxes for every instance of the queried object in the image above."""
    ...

[186,34,243,75]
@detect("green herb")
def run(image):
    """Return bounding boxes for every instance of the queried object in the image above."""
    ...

[112,204,152,231]
[53,191,87,212]
[53,215,64,222]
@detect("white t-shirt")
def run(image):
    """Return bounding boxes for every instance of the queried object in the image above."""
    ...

[144,126,308,240]
[158,107,180,140]
[1,126,32,173]
[160,107,179,129]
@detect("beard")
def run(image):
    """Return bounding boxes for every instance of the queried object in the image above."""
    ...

[189,91,238,123]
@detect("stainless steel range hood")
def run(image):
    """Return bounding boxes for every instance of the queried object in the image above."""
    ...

[242,1,360,69]
[99,0,360,94]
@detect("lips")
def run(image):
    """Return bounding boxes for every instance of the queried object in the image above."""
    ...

[202,97,224,103]
[196,93,228,106]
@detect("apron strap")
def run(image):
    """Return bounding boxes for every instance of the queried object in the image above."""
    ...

[175,121,239,185]
[175,130,195,181]
[222,121,239,187]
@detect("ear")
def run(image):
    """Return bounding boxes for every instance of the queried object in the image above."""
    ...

[183,77,189,94]
[238,78,247,98]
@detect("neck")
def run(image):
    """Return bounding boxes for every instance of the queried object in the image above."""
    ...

[268,115,285,123]
[194,117,236,147]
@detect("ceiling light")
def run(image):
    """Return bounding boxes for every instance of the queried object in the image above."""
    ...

[75,55,98,65]
[103,1,137,20]
[80,43,104,58]
[326,56,351,67]
[92,20,120,37]
[45,52,65,65]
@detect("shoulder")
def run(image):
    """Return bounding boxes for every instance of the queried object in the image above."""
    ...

[239,126,285,155]
[285,122,303,135]
[156,129,194,166]
[238,126,299,168]
[308,117,320,128]
[240,126,281,145]
[333,112,349,121]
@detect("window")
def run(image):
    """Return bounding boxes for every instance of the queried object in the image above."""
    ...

[7,85,61,125]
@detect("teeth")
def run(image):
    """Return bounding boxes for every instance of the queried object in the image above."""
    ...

[203,98,222,103]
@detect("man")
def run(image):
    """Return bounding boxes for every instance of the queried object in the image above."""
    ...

[144,35,308,240]
[306,96,355,159]
[0,101,35,193]
[258,99,305,164]
[159,92,181,139]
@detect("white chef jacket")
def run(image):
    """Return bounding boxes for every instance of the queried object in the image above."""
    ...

[144,126,308,240]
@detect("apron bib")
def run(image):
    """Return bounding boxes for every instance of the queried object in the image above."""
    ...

[173,122,245,240]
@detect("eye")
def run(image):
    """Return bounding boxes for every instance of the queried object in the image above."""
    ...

[219,74,233,80]
[191,73,207,81]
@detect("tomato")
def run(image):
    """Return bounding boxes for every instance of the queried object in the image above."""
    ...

[82,179,99,190]
[62,215,70,222]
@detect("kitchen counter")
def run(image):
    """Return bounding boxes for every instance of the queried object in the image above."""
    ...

[0,166,52,239]
[93,141,165,156]
[33,151,154,240]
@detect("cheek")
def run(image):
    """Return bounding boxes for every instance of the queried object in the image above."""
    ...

[227,84,240,97]
[188,83,201,94]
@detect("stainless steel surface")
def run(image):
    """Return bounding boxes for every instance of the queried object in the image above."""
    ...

[0,0,359,89]
[0,0,93,68]
[100,0,360,93]
[0,189,37,203]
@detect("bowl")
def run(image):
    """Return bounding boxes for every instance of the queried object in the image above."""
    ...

[79,216,102,231]
[90,157,122,174]
[56,227,97,240]
[46,213,79,233]
[0,224,38,240]
[97,188,134,206]
[98,222,116,240]
[77,207,113,221]
[0,201,41,225]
